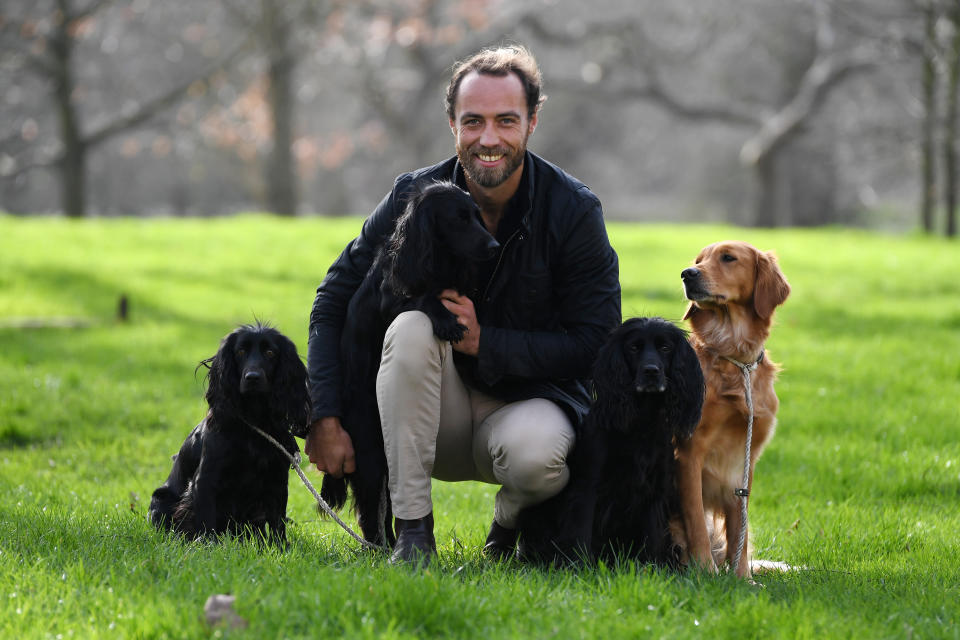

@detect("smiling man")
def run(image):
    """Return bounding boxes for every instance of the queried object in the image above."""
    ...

[298,45,621,565]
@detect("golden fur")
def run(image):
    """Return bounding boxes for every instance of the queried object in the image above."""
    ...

[673,241,790,577]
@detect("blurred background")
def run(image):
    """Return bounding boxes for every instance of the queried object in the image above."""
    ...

[1,0,956,234]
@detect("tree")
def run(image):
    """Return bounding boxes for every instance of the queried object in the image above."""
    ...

[920,0,939,234]
[943,1,960,236]
[0,0,246,216]
[904,0,960,237]
[220,0,317,216]
[328,1,533,170]
[519,0,878,226]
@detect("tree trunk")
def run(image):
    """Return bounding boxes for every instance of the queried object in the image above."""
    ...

[51,0,86,217]
[943,10,960,237]
[264,0,297,216]
[945,5,960,238]
[752,153,780,227]
[787,132,837,226]
[921,2,938,234]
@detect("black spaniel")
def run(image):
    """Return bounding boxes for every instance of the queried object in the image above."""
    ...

[148,322,310,545]
[518,317,705,566]
[320,180,499,546]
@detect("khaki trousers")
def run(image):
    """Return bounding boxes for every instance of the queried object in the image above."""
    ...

[376,311,575,528]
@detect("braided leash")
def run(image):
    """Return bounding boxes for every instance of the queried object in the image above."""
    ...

[723,351,763,574]
[244,421,388,552]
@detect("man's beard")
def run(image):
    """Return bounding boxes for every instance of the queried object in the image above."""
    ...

[457,137,528,188]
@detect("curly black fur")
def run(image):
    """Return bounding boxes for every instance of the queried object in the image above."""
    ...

[320,181,499,546]
[517,317,704,566]
[148,322,310,545]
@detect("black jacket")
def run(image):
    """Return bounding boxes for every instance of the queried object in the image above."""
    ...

[299,151,621,436]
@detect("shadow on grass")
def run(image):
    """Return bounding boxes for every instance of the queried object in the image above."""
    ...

[789,305,960,338]
[0,425,48,449]
[6,263,271,332]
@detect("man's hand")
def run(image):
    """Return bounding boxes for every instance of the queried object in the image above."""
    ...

[304,417,356,478]
[440,289,480,356]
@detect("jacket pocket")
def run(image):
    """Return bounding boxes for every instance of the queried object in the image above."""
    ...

[510,271,553,329]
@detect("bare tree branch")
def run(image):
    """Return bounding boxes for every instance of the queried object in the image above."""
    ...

[739,46,877,166]
[21,49,60,77]
[0,155,59,179]
[82,35,254,148]
[519,13,761,127]
[63,0,117,23]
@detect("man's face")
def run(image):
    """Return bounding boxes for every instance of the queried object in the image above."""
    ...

[449,71,537,189]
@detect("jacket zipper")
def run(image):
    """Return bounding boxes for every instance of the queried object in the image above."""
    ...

[480,228,523,305]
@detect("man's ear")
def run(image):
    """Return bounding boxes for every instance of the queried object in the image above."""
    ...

[527,110,538,136]
[450,118,457,136]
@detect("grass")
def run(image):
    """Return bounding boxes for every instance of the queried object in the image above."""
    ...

[1,214,958,639]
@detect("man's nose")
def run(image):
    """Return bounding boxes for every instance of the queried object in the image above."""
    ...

[478,122,499,147]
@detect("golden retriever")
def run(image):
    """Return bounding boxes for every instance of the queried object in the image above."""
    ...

[673,241,790,577]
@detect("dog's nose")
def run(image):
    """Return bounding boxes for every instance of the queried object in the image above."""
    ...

[681,267,700,281]
[483,237,500,259]
[243,370,262,382]
[643,364,661,378]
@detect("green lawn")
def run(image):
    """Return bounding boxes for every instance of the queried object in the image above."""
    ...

[1,215,958,639]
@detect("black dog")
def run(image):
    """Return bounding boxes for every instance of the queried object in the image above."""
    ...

[320,180,499,546]
[518,317,704,566]
[149,323,310,545]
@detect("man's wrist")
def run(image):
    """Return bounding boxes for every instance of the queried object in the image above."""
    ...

[312,416,341,434]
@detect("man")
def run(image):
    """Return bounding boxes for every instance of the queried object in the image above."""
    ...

[297,45,620,565]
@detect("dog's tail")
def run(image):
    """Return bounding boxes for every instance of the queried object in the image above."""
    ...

[319,474,348,513]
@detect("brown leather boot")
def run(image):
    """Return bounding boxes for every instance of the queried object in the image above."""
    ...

[389,513,436,567]
[482,519,518,561]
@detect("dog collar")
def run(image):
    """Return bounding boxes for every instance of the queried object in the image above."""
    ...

[723,349,764,371]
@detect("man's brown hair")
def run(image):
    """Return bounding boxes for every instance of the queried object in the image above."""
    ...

[445,44,546,121]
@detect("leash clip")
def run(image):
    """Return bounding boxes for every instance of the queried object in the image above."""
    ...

[734,487,750,497]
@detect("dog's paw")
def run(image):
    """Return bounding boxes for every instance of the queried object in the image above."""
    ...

[432,317,465,343]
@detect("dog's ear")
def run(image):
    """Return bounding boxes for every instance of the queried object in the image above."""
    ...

[753,251,791,319]
[592,329,631,393]
[590,326,636,430]
[665,331,705,439]
[204,329,242,419]
[270,333,311,433]
[386,191,433,296]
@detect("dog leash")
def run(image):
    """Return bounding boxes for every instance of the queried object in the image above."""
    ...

[723,350,763,574]
[243,421,389,552]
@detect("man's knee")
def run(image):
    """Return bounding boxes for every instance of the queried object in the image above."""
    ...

[489,399,574,496]
[502,451,570,498]
[382,311,441,373]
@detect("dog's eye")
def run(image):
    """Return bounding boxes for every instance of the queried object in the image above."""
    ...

[265,349,276,358]
[627,344,640,353]
[236,349,246,358]
[721,253,737,263]
[658,343,672,353]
